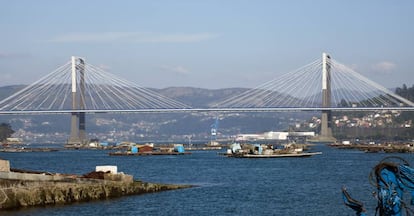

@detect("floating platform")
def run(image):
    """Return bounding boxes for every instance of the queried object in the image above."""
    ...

[222,151,322,158]
[109,151,192,156]
[329,143,414,153]
[234,152,322,158]
[186,146,222,151]
[0,147,59,153]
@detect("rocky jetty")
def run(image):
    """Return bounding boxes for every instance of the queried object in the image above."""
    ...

[0,160,191,210]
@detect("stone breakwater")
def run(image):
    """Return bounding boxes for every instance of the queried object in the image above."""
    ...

[0,178,191,210]
[0,160,191,210]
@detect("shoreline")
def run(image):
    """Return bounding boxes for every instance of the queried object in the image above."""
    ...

[0,178,192,210]
[0,159,192,210]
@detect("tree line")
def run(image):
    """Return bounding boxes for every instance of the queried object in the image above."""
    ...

[0,123,14,142]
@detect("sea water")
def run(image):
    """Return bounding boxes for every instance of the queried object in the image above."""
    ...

[1,145,413,216]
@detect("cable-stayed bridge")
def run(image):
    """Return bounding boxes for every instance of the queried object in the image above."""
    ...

[213,54,414,111]
[0,53,413,143]
[0,54,413,114]
[0,57,191,114]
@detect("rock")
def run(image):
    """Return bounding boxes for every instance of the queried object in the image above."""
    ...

[0,178,191,210]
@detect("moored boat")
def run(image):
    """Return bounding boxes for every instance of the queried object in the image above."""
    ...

[224,142,322,158]
[109,143,191,156]
[234,152,322,158]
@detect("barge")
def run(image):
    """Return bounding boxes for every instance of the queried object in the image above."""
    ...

[233,151,322,158]
[224,142,322,158]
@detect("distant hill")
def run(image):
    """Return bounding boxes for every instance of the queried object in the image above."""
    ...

[0,85,310,142]
[2,84,412,143]
[0,85,25,101]
[0,85,248,108]
[155,87,248,107]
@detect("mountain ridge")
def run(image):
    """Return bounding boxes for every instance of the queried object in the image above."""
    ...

[0,85,307,142]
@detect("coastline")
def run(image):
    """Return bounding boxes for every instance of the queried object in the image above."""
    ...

[0,178,191,210]
[0,159,192,210]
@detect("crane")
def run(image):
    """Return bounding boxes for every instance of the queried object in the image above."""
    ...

[210,117,219,141]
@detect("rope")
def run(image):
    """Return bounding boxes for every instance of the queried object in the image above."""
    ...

[368,156,414,215]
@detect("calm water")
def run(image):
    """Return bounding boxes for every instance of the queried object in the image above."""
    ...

[1,145,414,216]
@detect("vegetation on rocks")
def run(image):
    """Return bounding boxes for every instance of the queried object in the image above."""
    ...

[0,178,191,210]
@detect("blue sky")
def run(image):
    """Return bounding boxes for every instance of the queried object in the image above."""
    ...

[1,0,413,89]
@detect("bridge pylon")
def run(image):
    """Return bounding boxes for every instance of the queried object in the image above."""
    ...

[67,56,88,145]
[313,52,337,143]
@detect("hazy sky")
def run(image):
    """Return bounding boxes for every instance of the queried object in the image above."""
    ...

[1,0,413,89]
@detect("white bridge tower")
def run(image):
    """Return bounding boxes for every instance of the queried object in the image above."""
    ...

[67,56,87,145]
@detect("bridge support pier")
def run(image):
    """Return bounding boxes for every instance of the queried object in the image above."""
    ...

[314,53,336,143]
[67,56,87,145]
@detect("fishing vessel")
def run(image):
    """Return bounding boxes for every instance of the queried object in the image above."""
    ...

[224,142,322,158]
